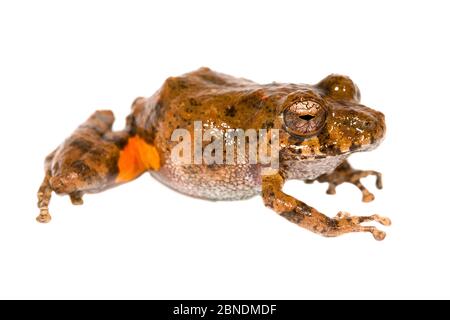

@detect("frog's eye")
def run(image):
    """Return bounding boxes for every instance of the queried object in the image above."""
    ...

[283,98,328,137]
[317,74,360,102]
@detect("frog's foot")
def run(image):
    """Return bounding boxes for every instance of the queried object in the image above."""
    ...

[263,172,391,240]
[310,160,382,202]
[332,212,391,240]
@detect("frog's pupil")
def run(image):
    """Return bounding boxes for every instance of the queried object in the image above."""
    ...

[299,115,314,121]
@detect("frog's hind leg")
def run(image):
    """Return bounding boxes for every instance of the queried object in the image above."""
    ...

[306,160,382,202]
[37,156,55,223]
[36,107,160,223]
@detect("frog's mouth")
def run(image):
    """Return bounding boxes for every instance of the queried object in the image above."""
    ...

[283,113,386,159]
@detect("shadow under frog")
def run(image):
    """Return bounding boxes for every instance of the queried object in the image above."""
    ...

[37,67,390,240]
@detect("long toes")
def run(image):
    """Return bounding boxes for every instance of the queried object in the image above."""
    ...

[371,214,391,226]
[331,213,390,241]
[359,215,391,240]
[358,225,386,241]
[347,214,391,240]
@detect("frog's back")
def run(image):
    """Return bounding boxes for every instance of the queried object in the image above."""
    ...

[134,67,291,200]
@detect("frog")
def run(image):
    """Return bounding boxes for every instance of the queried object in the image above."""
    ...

[36,67,390,240]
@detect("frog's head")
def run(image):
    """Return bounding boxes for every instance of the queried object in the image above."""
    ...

[279,74,385,159]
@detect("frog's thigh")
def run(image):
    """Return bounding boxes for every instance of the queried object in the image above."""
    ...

[261,173,390,240]
[36,110,160,223]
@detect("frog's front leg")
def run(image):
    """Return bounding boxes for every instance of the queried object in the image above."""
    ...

[306,160,382,202]
[36,105,160,223]
[262,173,391,240]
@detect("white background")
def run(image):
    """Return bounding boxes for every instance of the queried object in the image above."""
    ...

[0,0,449,299]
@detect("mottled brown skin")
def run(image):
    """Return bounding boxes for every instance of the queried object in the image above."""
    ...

[37,67,390,240]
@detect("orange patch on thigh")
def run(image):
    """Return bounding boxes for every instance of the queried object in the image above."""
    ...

[116,136,160,183]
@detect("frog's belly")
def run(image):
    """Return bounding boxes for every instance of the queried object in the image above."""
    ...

[151,162,262,201]
[151,154,349,200]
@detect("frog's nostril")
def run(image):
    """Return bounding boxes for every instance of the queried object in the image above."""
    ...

[363,120,375,129]
[299,115,315,121]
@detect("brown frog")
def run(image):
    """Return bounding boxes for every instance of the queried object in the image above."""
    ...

[37,67,390,240]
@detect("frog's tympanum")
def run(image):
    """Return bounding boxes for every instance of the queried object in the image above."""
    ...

[37,68,390,240]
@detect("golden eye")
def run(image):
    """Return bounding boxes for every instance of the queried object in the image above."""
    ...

[283,97,328,137]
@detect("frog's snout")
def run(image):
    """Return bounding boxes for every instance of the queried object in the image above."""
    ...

[370,110,386,143]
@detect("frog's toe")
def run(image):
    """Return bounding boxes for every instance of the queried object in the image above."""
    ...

[371,229,386,241]
[375,171,383,189]
[372,214,391,226]
[362,192,375,202]
[36,209,52,223]
[325,183,337,195]
[70,192,84,205]
[355,170,383,202]
[354,180,375,202]
[332,212,391,241]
